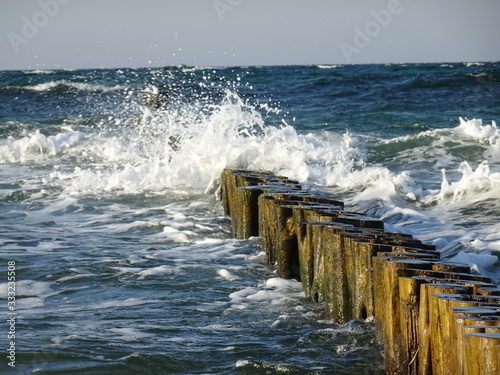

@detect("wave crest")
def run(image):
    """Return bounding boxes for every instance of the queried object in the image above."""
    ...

[434,161,500,203]
[19,80,127,93]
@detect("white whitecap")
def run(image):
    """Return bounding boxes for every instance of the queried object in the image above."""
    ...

[217,269,240,281]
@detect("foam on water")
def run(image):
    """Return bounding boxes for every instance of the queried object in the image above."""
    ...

[7,88,495,202]
[1,89,346,194]
[3,65,499,373]
[435,160,500,203]
[3,82,499,277]
[92,100,355,195]
[450,251,498,275]
[228,277,304,310]
[217,268,240,281]
[107,328,154,342]
[136,265,179,279]
[455,117,499,146]
[23,70,56,75]
[356,133,500,277]
[0,127,86,163]
[3,79,500,261]
[316,64,342,69]
[0,280,55,310]
[20,80,128,93]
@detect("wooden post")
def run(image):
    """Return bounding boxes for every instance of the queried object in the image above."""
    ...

[220,169,500,375]
[464,332,500,375]
[322,229,350,322]
[428,291,472,375]
[352,241,381,320]
[378,259,432,374]
[398,276,433,375]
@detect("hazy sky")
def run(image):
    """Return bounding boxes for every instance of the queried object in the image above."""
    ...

[1,0,499,70]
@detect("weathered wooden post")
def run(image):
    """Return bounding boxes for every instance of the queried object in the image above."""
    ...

[220,169,500,375]
[464,332,500,375]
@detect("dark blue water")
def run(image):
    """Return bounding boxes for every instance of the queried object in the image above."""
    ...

[0,63,499,374]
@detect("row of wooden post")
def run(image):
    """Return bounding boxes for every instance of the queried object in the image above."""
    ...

[220,169,500,375]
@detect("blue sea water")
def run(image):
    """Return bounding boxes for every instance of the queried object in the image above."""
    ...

[0,62,499,374]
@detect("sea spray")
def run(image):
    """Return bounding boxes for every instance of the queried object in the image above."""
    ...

[1,64,498,373]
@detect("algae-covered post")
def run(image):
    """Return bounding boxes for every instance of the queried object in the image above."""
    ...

[220,169,500,375]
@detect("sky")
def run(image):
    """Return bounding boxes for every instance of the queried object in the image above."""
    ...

[1,0,499,70]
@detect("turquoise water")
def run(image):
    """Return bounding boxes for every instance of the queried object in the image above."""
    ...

[0,63,499,374]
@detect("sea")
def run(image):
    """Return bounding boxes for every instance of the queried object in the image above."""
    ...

[0,62,499,374]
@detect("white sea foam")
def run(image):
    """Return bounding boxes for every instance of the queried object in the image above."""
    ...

[311,118,500,277]
[346,118,500,207]
[23,70,55,74]
[31,90,325,193]
[56,271,95,284]
[0,280,55,310]
[161,226,195,243]
[455,117,499,145]
[434,160,500,203]
[137,265,177,279]
[228,277,303,311]
[22,80,127,92]
[107,327,154,341]
[317,64,342,69]
[0,90,393,196]
[380,117,500,150]
[449,250,498,275]
[88,298,160,310]
[235,359,295,372]
[0,280,53,298]
[464,62,485,67]
[0,128,86,163]
[5,87,499,277]
[217,269,240,281]
[43,91,359,196]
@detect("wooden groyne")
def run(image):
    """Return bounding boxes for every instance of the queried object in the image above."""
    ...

[220,169,500,375]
